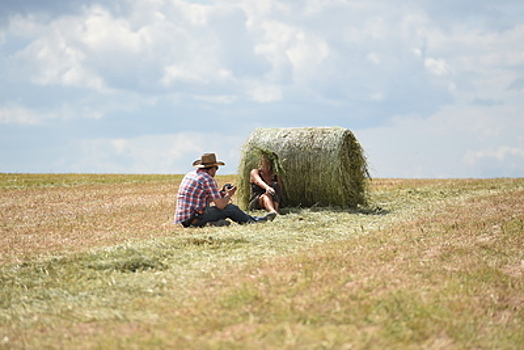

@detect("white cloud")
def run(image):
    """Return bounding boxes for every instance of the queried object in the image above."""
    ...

[464,146,524,165]
[161,65,232,86]
[286,31,330,83]
[111,138,129,154]
[0,103,104,125]
[428,104,521,140]
[1,0,523,177]
[424,57,451,76]
[366,52,381,65]
[72,132,245,174]
[247,82,282,103]
[192,94,237,104]
[0,103,49,125]
[423,22,524,103]
[357,101,524,178]
[11,14,107,90]
[81,6,143,54]
[253,20,297,82]
[9,2,231,91]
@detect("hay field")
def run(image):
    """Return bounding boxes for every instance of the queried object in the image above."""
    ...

[1,174,523,349]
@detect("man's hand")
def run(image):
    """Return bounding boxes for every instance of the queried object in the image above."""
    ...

[222,183,236,197]
[215,184,236,210]
[225,185,237,197]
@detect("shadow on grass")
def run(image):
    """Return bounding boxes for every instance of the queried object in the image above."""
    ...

[183,236,251,247]
[87,255,168,273]
[280,204,390,216]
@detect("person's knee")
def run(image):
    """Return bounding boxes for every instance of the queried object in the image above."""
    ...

[225,203,239,210]
[261,194,275,205]
[223,203,241,214]
[260,194,271,203]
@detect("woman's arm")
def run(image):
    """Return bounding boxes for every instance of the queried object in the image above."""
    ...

[250,169,275,195]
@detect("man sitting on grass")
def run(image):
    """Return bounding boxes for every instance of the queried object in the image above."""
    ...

[174,153,277,228]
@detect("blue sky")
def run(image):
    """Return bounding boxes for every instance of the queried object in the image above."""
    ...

[1,0,523,178]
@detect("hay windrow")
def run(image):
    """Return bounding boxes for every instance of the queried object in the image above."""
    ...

[236,127,370,209]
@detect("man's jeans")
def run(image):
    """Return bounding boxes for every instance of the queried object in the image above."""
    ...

[195,204,258,227]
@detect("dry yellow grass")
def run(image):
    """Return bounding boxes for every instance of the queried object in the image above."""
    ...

[1,182,173,263]
[1,174,522,349]
[0,174,237,264]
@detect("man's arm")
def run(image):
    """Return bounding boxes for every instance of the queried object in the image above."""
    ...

[212,186,236,210]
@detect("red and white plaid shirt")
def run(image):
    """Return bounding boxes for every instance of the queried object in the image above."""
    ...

[174,169,222,224]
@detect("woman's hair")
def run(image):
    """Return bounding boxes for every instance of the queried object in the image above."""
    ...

[253,148,283,176]
[258,155,273,171]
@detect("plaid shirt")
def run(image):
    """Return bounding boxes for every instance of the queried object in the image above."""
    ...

[174,169,222,224]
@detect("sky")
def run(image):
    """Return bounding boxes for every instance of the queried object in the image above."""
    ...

[1,0,523,178]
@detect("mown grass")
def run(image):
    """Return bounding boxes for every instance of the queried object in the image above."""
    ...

[0,174,523,349]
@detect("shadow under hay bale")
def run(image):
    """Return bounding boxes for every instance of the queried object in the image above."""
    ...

[237,127,370,210]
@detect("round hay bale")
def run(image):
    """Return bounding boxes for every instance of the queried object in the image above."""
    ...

[237,127,370,209]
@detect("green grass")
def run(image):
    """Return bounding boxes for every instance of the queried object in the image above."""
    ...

[1,175,523,349]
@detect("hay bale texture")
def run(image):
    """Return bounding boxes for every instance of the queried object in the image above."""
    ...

[237,127,369,209]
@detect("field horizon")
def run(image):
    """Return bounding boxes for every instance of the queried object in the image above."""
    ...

[1,174,523,349]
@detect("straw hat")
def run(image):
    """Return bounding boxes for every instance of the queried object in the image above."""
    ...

[192,153,226,168]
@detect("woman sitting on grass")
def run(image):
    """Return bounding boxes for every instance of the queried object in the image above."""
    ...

[249,152,283,215]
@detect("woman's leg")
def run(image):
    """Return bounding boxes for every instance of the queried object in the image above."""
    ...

[259,194,278,213]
